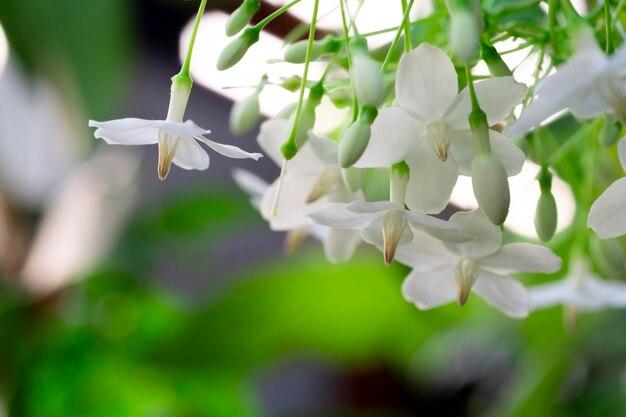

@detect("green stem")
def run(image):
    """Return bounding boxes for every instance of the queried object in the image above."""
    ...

[281,0,320,159]
[612,0,625,27]
[465,65,480,112]
[548,0,558,55]
[180,0,208,76]
[381,0,414,71]
[465,65,491,154]
[339,0,359,121]
[400,0,412,52]
[605,0,615,54]
[254,0,304,30]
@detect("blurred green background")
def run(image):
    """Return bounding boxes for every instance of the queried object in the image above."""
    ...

[1,0,626,416]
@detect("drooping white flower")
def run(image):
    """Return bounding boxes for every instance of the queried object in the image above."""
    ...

[309,201,472,266]
[530,260,626,311]
[508,26,626,137]
[355,43,526,214]
[397,210,562,318]
[89,76,262,180]
[255,119,362,262]
[588,137,626,238]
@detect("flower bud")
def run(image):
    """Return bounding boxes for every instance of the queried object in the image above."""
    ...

[328,88,352,108]
[230,91,260,135]
[284,35,341,63]
[535,189,557,242]
[481,42,512,77]
[471,154,510,225]
[281,75,303,92]
[342,167,366,192]
[217,28,260,71]
[225,0,260,37]
[338,118,371,168]
[293,101,316,147]
[449,9,481,63]
[352,54,384,106]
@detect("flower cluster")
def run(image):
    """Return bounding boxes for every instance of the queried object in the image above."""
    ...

[91,0,626,320]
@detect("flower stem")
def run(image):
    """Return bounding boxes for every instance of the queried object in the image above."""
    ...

[180,0,208,77]
[382,0,414,71]
[280,0,320,160]
[254,0,304,30]
[465,65,491,155]
[605,0,615,54]
[400,0,413,52]
[339,0,359,122]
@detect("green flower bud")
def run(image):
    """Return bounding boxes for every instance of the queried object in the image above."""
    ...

[229,92,260,135]
[352,53,384,106]
[217,28,260,71]
[535,190,557,242]
[280,75,303,92]
[327,88,352,108]
[481,42,512,77]
[294,103,316,147]
[449,10,481,63]
[276,102,297,119]
[338,118,371,168]
[225,0,260,37]
[471,154,510,225]
[283,35,341,63]
[341,167,366,192]
[600,121,621,147]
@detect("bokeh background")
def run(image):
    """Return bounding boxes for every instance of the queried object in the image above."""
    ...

[0,0,626,416]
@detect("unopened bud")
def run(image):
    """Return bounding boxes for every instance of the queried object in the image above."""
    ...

[284,35,341,63]
[390,162,410,206]
[328,88,352,108]
[449,10,481,62]
[230,92,260,135]
[217,28,260,71]
[352,54,384,106]
[225,0,260,37]
[471,153,510,225]
[481,42,512,77]
[600,121,621,147]
[341,167,366,192]
[338,118,371,168]
[534,172,557,241]
[281,75,303,92]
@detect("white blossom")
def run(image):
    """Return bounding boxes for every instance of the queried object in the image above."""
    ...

[355,43,526,214]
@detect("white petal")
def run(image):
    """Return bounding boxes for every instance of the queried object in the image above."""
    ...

[394,230,457,268]
[308,131,338,163]
[196,136,262,160]
[308,202,382,228]
[405,144,459,214]
[528,280,571,309]
[479,243,562,274]
[172,137,210,170]
[445,77,527,129]
[506,49,606,137]
[403,210,471,243]
[396,43,458,121]
[346,200,400,214]
[260,175,322,230]
[323,228,361,263]
[445,209,501,258]
[354,107,422,168]
[588,177,626,239]
[473,270,531,318]
[449,130,525,176]
[257,119,290,166]
[232,168,269,209]
[91,118,210,138]
[401,265,458,310]
[360,218,413,248]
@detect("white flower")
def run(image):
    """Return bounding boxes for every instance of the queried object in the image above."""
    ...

[355,43,526,214]
[530,260,626,311]
[256,119,362,262]
[396,210,562,318]
[89,76,262,180]
[309,200,471,266]
[508,27,626,137]
[588,137,626,238]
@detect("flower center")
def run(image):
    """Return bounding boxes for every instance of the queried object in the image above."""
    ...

[307,169,343,203]
[426,121,450,161]
[382,210,408,266]
[157,132,181,180]
[455,258,478,306]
